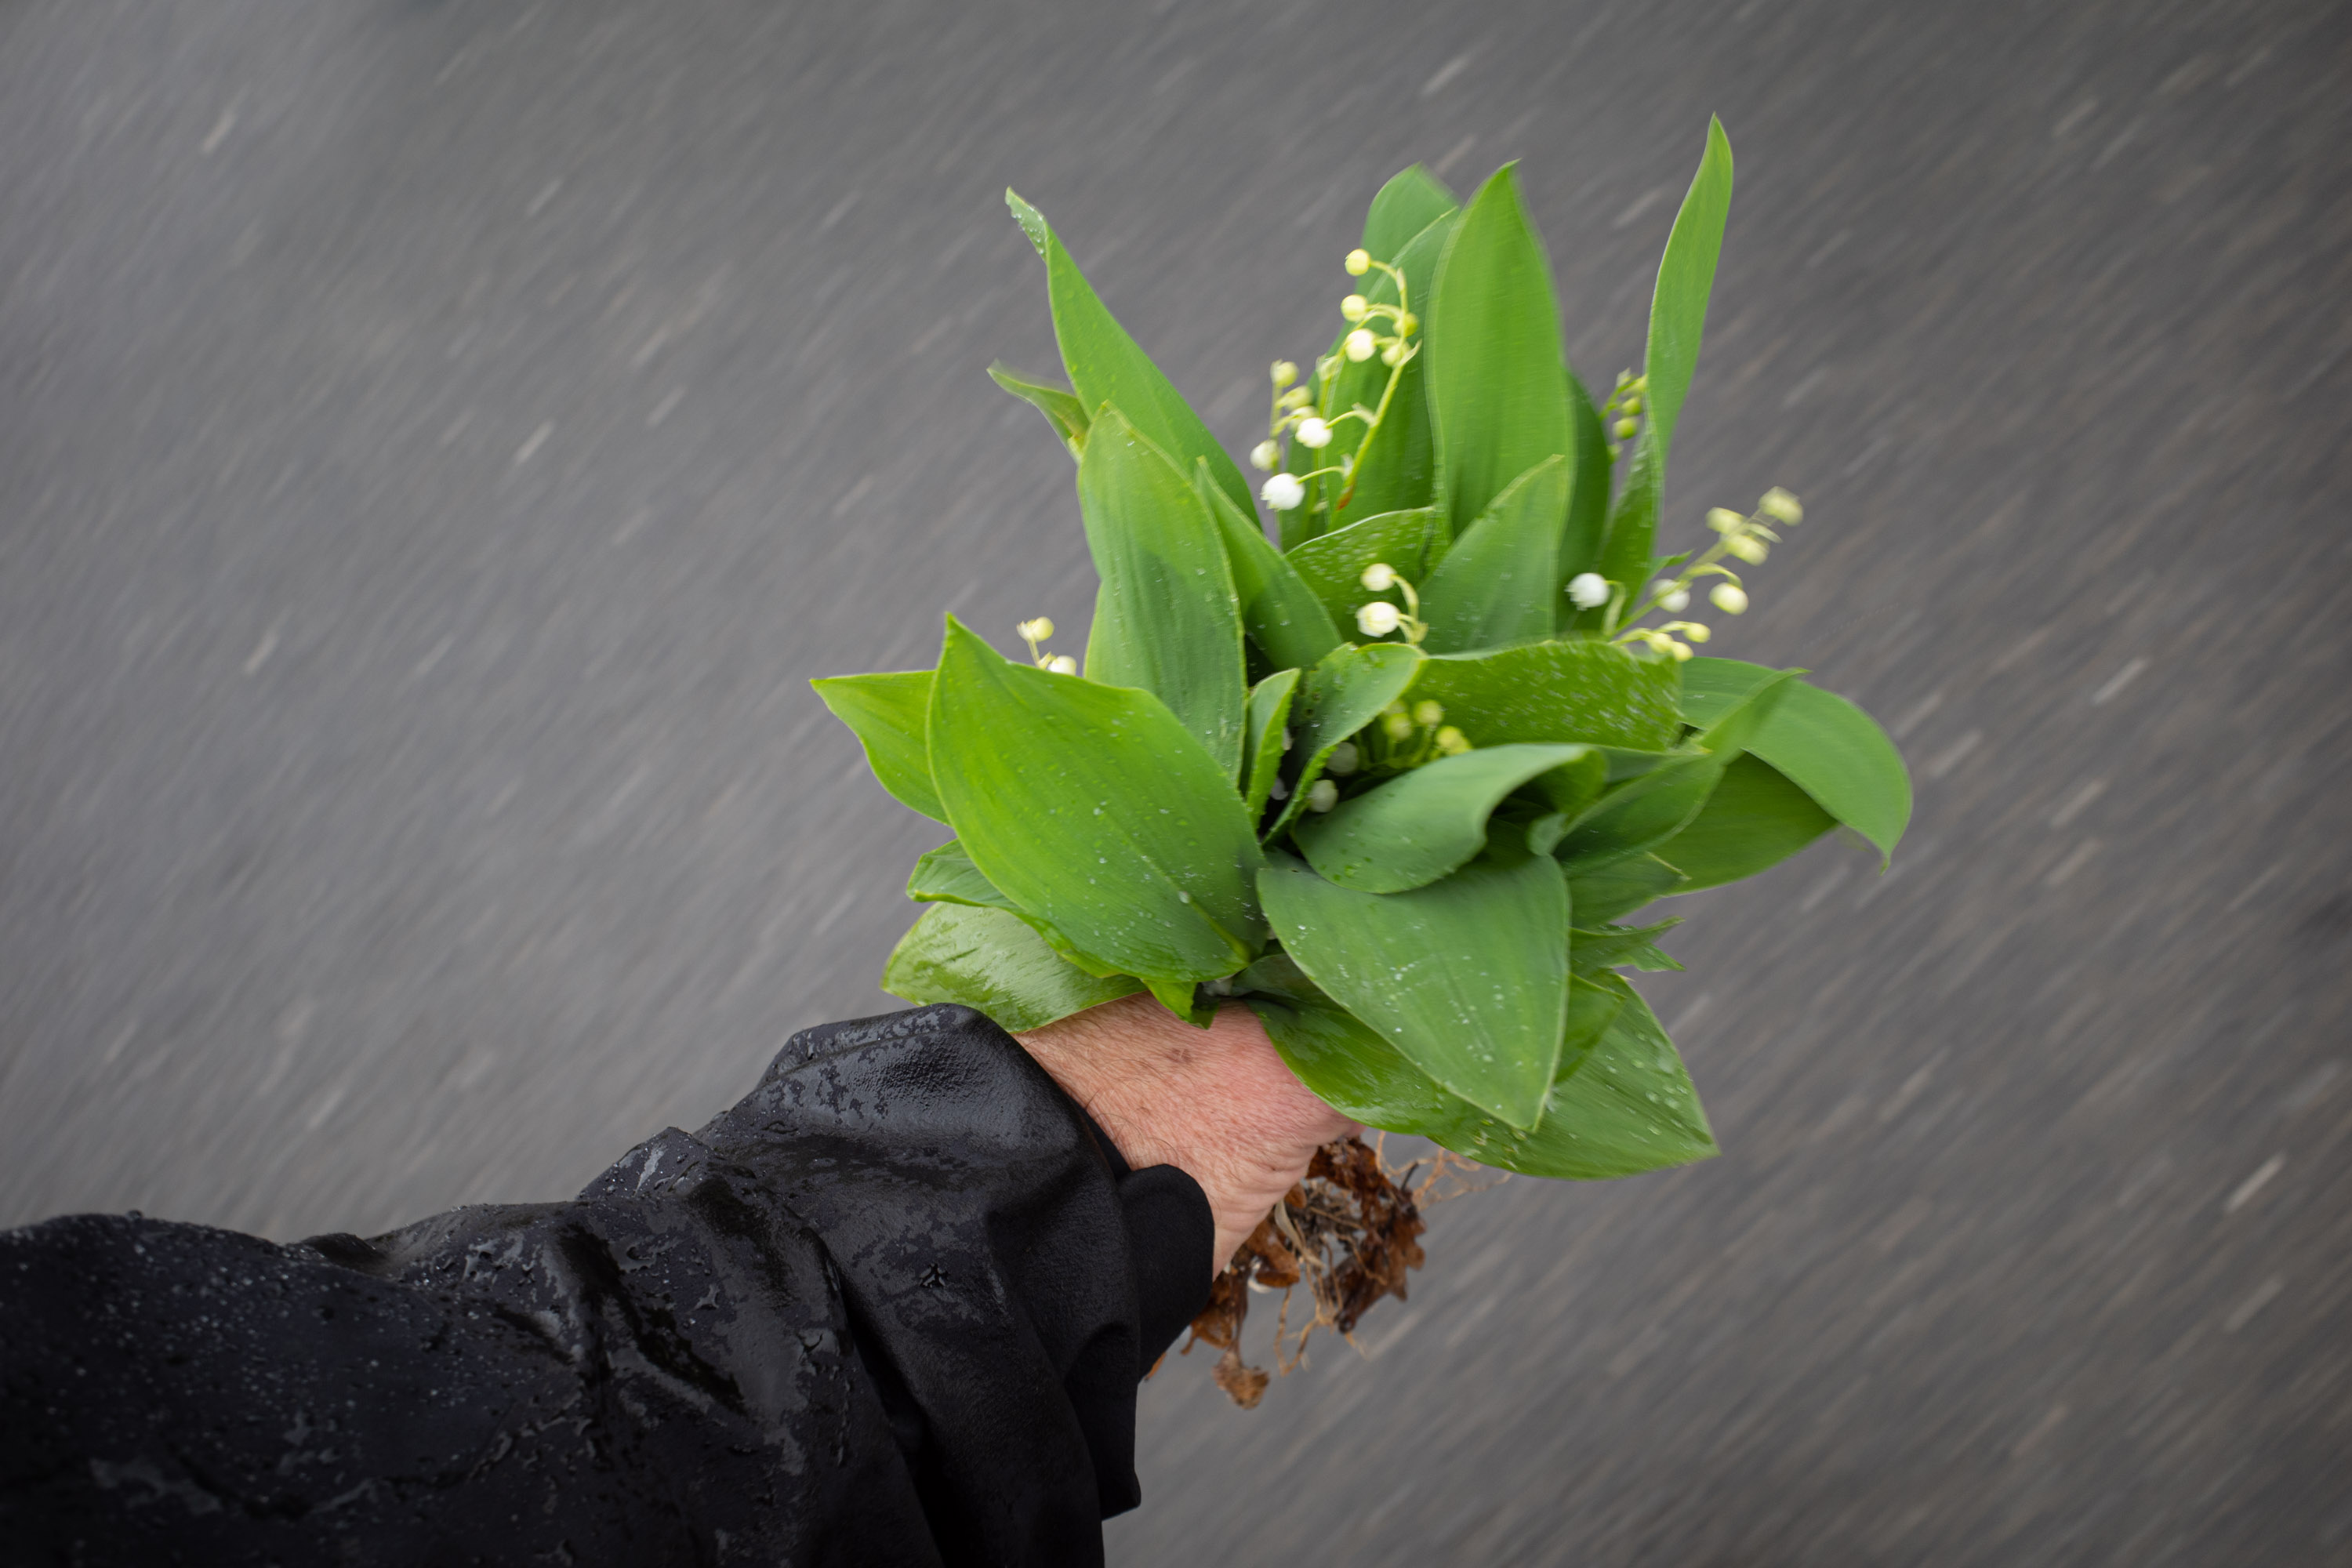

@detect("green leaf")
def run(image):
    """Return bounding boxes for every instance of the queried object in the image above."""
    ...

[1263,641,1424,840]
[1558,372,1612,628]
[1242,669,1301,817]
[1325,212,1457,535]
[1195,459,1343,674]
[1076,407,1248,777]
[906,837,1012,909]
[1241,956,1633,1174]
[928,616,1263,982]
[903,839,1127,978]
[1007,189,1257,520]
[1597,118,1734,597]
[1568,920,1684,975]
[1362,165,1457,263]
[883,903,1142,1033]
[1549,667,1793,874]
[1680,657,1911,862]
[1444,972,1715,1178]
[1425,165,1574,547]
[1419,455,1570,653]
[1408,639,1684,751]
[1653,753,1835,891]
[1284,507,1446,630]
[986,363,1089,459]
[1566,853,1690,923]
[1293,742,1594,893]
[811,670,945,823]
[1554,753,1722,873]
[1258,848,1570,1128]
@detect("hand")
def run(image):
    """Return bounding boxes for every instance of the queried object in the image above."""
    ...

[1015,994,1357,1277]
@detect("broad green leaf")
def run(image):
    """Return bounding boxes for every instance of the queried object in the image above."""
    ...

[883,903,1142,1033]
[1236,950,1479,1134]
[1680,657,1911,862]
[1567,853,1689,923]
[1425,165,1574,547]
[1569,919,1685,975]
[1597,118,1734,597]
[1653,753,1835,891]
[1420,455,1570,653]
[1362,165,1457,263]
[1007,189,1255,518]
[904,839,1127,978]
[986,363,1089,459]
[1444,972,1715,1179]
[1408,640,1683,751]
[1076,408,1248,776]
[811,670,945,822]
[1557,371,1612,628]
[1241,954,1632,1171]
[1285,507,1445,630]
[1258,848,1570,1128]
[1195,459,1342,674]
[1242,669,1301,817]
[906,837,1012,909]
[1294,742,1594,893]
[1325,212,1457,535]
[1554,753,1722,873]
[929,617,1262,982]
[1263,641,1424,840]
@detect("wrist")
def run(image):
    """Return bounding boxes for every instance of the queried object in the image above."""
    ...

[1015,993,1355,1276]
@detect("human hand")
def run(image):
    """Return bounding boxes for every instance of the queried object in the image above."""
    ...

[1015,994,1357,1277]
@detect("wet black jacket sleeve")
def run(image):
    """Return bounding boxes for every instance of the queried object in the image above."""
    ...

[0,1004,1217,1566]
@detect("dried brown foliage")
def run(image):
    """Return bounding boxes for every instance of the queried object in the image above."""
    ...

[1173,1134,1499,1406]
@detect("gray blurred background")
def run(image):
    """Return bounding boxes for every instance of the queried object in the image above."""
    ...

[2,0,2347,1561]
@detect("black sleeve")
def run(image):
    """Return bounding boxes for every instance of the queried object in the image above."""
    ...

[0,1004,1216,1566]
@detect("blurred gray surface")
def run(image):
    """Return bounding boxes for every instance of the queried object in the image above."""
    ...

[2,0,2347,1560]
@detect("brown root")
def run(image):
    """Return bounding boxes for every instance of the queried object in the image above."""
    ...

[1173,1134,1501,1406]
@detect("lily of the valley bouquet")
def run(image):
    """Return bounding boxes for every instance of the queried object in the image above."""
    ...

[815,120,1909,1391]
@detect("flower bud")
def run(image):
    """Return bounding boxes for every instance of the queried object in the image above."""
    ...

[1045,655,1078,675]
[1271,361,1298,389]
[1566,572,1610,609]
[1344,249,1371,277]
[1306,778,1341,812]
[1279,387,1312,411]
[1727,535,1769,564]
[1296,417,1333,449]
[1668,639,1693,662]
[1614,418,1638,440]
[1398,312,1417,336]
[1381,343,1405,366]
[1651,580,1691,613]
[1344,328,1377,362]
[1383,711,1416,741]
[1251,440,1279,471]
[1325,741,1361,776]
[1759,486,1803,524]
[1621,395,1641,416]
[1711,582,1749,615]
[1707,507,1748,534]
[1017,616,1055,642]
[1680,622,1711,643]
[1359,562,1398,591]
[1340,294,1369,322]
[1434,726,1471,755]
[1355,600,1403,637]
[1262,473,1306,510]
[1412,699,1444,728]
